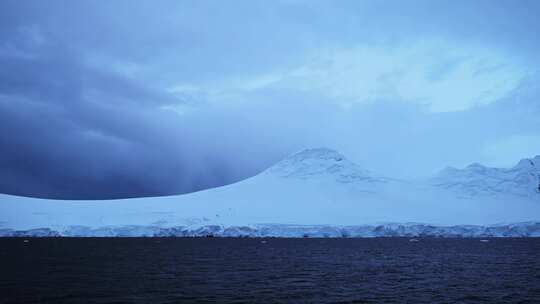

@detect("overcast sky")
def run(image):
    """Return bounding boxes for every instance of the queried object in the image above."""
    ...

[1,0,539,199]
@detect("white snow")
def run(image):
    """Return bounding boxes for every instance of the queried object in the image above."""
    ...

[0,148,539,237]
[432,155,540,197]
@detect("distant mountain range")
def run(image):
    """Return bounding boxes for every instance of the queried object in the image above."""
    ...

[433,156,540,197]
[1,148,539,237]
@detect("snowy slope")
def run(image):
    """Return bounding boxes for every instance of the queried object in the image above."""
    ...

[0,148,539,237]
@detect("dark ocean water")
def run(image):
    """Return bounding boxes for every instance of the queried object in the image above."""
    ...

[0,238,539,304]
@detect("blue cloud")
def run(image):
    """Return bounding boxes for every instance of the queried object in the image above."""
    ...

[0,0,539,198]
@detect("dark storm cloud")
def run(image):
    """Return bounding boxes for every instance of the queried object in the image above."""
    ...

[0,7,277,199]
[0,54,274,199]
[0,0,539,199]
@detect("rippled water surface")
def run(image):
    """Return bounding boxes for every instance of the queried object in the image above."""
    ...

[1,238,539,303]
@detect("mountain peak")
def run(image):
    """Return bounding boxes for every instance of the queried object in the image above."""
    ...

[465,163,488,172]
[285,148,346,162]
[513,156,540,170]
[433,155,540,197]
[264,148,377,183]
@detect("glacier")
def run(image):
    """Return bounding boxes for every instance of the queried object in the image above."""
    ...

[1,222,540,238]
[0,148,539,237]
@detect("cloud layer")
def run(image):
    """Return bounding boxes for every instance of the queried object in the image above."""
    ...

[0,0,539,199]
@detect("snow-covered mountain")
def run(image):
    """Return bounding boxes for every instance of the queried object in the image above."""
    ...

[0,148,539,237]
[432,156,540,197]
[264,148,386,183]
